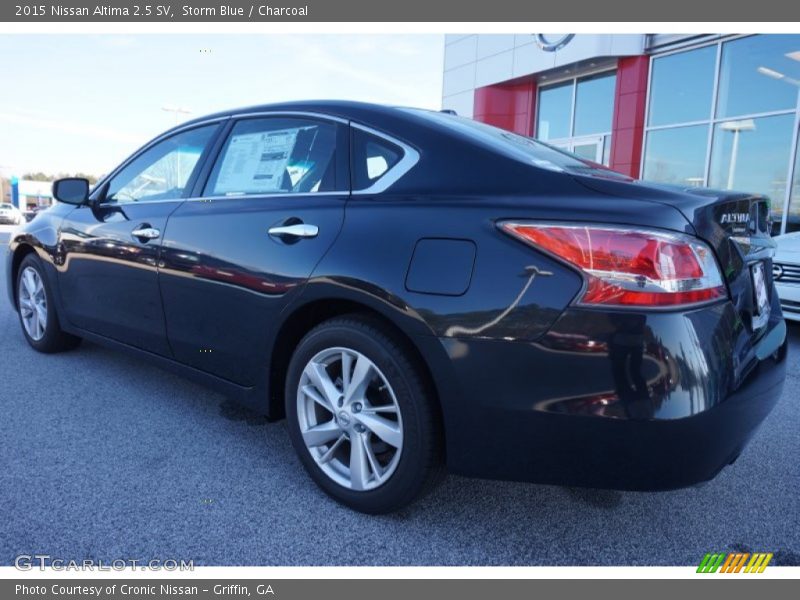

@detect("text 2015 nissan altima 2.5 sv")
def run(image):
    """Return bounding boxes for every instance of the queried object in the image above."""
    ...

[6,101,788,513]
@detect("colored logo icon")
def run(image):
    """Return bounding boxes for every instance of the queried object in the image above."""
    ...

[697,552,773,573]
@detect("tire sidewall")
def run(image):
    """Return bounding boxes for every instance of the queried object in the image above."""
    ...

[17,254,63,352]
[285,320,429,513]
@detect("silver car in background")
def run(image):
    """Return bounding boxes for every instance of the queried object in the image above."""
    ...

[0,203,24,225]
[774,231,800,322]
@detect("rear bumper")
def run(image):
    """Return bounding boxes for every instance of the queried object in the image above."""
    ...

[426,297,787,491]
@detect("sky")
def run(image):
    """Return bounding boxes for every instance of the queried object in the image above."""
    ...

[0,34,444,177]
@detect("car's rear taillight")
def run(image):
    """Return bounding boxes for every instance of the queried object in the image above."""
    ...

[501,222,728,307]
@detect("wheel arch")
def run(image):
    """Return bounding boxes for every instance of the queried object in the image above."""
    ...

[9,243,38,309]
[267,296,447,456]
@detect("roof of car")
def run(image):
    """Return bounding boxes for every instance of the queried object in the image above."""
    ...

[180,100,418,128]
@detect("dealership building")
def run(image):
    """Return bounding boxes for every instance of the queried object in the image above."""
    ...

[442,34,800,234]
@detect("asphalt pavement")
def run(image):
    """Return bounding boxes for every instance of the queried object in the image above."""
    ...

[1,223,798,566]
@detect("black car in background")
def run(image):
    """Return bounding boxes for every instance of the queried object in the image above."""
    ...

[5,101,787,513]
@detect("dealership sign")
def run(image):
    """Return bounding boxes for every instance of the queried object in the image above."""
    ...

[534,34,575,52]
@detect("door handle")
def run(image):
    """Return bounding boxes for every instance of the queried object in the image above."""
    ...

[131,226,161,241]
[268,223,319,239]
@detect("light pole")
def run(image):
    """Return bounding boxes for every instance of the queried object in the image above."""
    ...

[720,119,755,190]
[161,105,192,126]
[0,163,12,205]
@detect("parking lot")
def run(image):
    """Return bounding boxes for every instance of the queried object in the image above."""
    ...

[0,222,798,566]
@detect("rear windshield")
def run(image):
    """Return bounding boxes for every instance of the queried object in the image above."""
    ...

[0,204,14,209]
[404,109,631,180]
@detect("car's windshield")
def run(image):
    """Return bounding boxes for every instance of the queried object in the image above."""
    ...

[405,108,631,180]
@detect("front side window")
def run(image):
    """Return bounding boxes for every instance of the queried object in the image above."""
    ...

[106,125,218,203]
[204,118,339,196]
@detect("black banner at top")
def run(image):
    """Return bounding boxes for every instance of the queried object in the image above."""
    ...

[1,0,799,22]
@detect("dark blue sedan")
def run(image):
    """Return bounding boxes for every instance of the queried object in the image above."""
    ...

[5,101,787,513]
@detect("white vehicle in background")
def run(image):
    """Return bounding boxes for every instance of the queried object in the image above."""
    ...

[0,203,23,225]
[774,231,800,322]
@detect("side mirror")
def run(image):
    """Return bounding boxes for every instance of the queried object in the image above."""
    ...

[52,178,90,205]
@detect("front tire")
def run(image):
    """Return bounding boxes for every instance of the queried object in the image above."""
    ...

[16,254,81,353]
[285,315,443,513]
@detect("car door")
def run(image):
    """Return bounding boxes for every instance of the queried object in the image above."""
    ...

[57,123,222,355]
[158,114,349,385]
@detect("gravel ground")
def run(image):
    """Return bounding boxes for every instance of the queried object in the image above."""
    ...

[1,224,798,566]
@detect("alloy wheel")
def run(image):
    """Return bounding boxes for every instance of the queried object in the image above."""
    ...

[18,266,48,341]
[296,347,403,491]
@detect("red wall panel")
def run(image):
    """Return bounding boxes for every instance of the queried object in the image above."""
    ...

[473,78,537,137]
[610,56,650,178]
[472,57,649,180]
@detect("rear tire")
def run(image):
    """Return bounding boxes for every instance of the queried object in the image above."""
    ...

[16,253,81,353]
[285,315,443,513]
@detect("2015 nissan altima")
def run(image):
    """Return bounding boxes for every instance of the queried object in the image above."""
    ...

[6,101,787,513]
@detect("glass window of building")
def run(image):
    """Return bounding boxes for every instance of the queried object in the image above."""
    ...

[716,35,800,119]
[786,136,800,233]
[647,45,717,127]
[642,34,800,234]
[572,142,599,162]
[642,125,709,186]
[536,71,616,165]
[536,81,572,141]
[708,114,795,202]
[574,72,617,136]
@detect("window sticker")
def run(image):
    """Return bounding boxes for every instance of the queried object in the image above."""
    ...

[214,128,300,195]
[286,160,314,188]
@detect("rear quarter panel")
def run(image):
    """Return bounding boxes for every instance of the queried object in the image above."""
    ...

[312,192,694,343]
[303,190,696,465]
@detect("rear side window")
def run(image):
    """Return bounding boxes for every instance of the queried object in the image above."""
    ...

[204,117,339,196]
[352,128,403,191]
